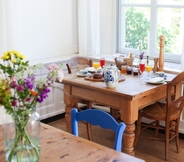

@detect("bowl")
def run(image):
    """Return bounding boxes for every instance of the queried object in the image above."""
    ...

[79,69,88,75]
[155,71,165,77]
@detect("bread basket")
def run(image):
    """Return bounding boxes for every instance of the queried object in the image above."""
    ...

[114,53,134,70]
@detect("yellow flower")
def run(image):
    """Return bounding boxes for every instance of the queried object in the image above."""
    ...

[5,55,9,59]
[12,50,17,53]
[19,53,25,60]
[1,52,9,60]
[11,59,16,63]
[0,80,7,90]
[8,51,13,55]
[1,85,5,90]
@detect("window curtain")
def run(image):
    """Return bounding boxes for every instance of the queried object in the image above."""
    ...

[0,1,6,55]
[77,0,100,57]
[0,0,17,56]
[181,35,184,69]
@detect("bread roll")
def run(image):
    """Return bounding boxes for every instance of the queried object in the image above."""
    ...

[93,73,103,79]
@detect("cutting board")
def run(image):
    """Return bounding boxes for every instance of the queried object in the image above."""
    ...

[84,75,125,82]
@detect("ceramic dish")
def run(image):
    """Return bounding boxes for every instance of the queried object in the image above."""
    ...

[85,67,96,73]
[147,77,165,85]
[77,72,91,77]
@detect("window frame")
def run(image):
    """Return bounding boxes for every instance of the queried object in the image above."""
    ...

[117,0,184,63]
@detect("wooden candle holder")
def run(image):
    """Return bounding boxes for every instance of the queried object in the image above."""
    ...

[153,57,159,73]
[158,35,165,72]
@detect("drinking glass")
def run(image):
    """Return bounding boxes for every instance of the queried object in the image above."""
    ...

[100,58,105,68]
[139,62,145,74]
[121,65,127,74]
[132,67,139,76]
[145,65,153,79]
[93,62,100,72]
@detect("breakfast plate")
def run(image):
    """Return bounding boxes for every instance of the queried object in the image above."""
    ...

[147,77,165,85]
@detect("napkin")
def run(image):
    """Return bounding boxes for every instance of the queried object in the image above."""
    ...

[85,67,96,72]
[148,77,165,83]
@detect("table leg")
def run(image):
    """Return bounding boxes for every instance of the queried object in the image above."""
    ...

[64,85,78,133]
[123,122,135,156]
[120,100,138,156]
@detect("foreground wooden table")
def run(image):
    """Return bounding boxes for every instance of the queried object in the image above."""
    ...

[62,73,176,156]
[0,123,145,162]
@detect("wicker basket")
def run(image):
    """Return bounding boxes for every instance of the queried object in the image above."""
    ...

[115,57,134,70]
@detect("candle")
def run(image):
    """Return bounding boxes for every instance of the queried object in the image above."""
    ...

[147,32,150,56]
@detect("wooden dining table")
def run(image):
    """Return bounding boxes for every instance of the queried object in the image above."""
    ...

[0,123,145,162]
[61,72,176,156]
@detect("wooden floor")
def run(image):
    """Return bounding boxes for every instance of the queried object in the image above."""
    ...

[47,118,184,162]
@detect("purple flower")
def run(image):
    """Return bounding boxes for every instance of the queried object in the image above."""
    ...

[36,87,50,103]
[46,77,54,86]
[22,97,32,103]
[24,75,35,90]
[12,100,18,107]
[16,85,25,92]
[46,63,59,71]
[139,52,144,60]
[10,81,18,88]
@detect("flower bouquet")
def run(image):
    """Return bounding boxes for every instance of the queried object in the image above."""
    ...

[138,43,145,61]
[0,50,64,162]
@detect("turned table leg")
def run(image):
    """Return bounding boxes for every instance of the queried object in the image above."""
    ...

[120,100,138,156]
[123,123,135,156]
[64,85,78,133]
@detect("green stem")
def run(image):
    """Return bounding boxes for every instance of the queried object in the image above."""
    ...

[7,130,21,161]
[6,112,40,162]
[23,128,40,159]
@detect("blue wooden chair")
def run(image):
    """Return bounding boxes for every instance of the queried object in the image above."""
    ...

[71,108,126,152]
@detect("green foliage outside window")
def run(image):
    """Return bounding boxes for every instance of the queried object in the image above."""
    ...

[125,7,177,53]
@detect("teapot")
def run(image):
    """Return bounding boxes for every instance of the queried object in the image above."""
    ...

[104,64,120,88]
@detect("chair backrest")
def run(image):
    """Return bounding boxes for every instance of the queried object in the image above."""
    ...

[66,56,93,74]
[71,108,126,152]
[166,71,184,122]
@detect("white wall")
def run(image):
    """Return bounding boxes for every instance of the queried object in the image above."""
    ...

[0,0,78,61]
[100,0,116,55]
[0,0,78,124]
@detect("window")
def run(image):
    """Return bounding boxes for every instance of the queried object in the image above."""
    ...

[117,0,184,63]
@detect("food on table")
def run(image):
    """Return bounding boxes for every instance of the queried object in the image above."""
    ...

[93,73,103,79]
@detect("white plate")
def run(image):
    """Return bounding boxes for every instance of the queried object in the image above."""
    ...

[77,72,90,77]
[147,77,165,85]
[85,67,96,73]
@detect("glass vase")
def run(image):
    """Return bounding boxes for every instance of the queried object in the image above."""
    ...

[2,110,40,162]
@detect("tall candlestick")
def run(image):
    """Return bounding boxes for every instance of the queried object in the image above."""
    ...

[158,35,165,72]
[146,55,149,65]
[147,32,150,56]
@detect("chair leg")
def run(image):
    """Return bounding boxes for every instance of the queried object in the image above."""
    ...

[86,123,92,141]
[175,119,180,153]
[87,102,92,109]
[86,102,92,141]
[154,120,160,138]
[134,110,142,147]
[165,121,170,161]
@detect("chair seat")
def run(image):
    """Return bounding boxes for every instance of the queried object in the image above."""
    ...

[134,71,184,160]
[142,102,180,121]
